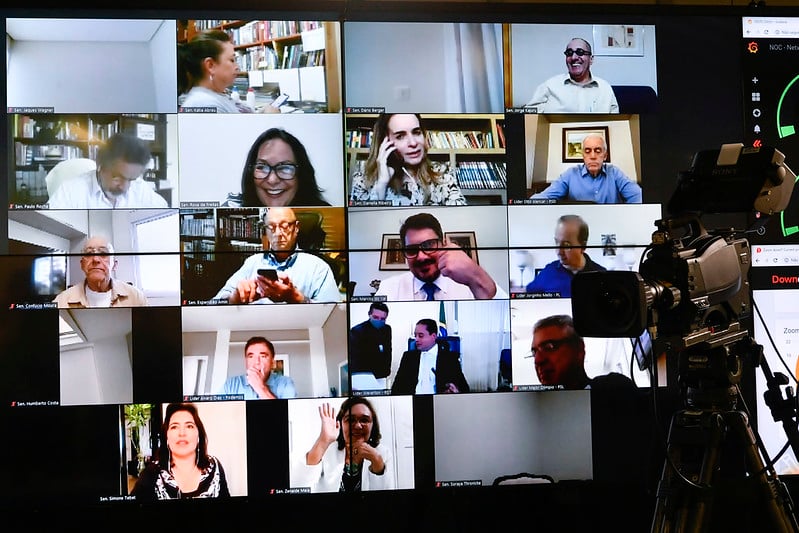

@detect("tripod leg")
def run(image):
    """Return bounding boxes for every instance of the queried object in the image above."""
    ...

[651,410,725,533]
[725,411,799,533]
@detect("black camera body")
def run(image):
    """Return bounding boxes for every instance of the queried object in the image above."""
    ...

[572,143,794,369]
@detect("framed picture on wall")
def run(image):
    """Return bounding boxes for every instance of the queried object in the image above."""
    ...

[379,234,407,270]
[592,24,645,57]
[445,231,479,264]
[562,126,610,163]
[274,354,290,377]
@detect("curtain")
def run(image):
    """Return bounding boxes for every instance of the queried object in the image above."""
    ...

[449,300,509,392]
[444,23,504,113]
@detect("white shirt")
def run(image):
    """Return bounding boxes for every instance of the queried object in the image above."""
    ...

[47,170,168,209]
[525,74,619,114]
[85,286,113,307]
[374,272,508,301]
[416,344,439,394]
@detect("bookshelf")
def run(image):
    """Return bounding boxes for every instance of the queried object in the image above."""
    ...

[180,207,348,301]
[177,19,341,112]
[10,113,168,207]
[180,208,263,300]
[345,114,508,205]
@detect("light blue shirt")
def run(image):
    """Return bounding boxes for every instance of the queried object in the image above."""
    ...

[532,163,642,204]
[212,249,342,303]
[220,373,297,399]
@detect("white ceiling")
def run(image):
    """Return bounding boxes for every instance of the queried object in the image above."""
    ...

[6,18,165,42]
[181,304,342,332]
[64,308,132,341]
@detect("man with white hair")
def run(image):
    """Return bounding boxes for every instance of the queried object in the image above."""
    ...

[531,133,642,203]
[53,235,148,308]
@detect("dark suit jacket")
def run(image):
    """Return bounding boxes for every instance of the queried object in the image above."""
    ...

[348,320,392,379]
[391,340,470,395]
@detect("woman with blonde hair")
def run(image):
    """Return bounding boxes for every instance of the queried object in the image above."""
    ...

[350,113,466,206]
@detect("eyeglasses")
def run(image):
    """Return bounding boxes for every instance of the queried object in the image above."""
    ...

[252,162,298,180]
[82,247,111,255]
[402,238,441,258]
[343,415,372,426]
[527,336,577,358]
[265,221,298,234]
[564,48,591,57]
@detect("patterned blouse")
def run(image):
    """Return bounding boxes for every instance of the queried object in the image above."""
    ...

[349,163,467,206]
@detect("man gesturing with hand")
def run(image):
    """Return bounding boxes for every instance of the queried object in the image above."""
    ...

[375,212,506,301]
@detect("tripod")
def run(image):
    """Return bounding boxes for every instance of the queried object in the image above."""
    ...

[650,337,799,533]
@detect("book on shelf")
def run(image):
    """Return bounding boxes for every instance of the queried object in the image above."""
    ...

[426,130,495,150]
[228,240,264,252]
[218,214,262,240]
[346,128,373,149]
[182,239,216,261]
[181,216,216,238]
[456,161,507,190]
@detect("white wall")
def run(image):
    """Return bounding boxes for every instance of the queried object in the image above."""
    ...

[344,22,503,113]
[182,401,248,497]
[433,391,592,483]
[507,203,663,248]
[510,23,658,108]
[60,336,132,406]
[7,20,176,113]
[177,113,345,206]
[528,118,638,184]
[149,20,178,112]
[287,396,414,492]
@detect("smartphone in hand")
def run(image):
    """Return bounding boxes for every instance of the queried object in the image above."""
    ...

[257,269,278,281]
[271,93,289,108]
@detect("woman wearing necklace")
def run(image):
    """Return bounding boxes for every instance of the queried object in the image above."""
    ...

[302,396,392,493]
[131,403,230,500]
[350,113,467,206]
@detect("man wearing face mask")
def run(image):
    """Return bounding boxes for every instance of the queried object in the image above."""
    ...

[348,303,393,390]
[525,38,619,114]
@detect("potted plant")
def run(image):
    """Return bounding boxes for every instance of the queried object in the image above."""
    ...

[124,404,153,477]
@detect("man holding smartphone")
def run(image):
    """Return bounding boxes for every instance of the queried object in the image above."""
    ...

[212,207,341,304]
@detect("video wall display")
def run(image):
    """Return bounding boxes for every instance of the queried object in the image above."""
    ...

[742,16,799,245]
[3,9,798,510]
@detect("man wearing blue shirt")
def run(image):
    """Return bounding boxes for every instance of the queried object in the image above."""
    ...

[213,207,341,304]
[220,336,296,399]
[532,134,642,204]
[526,214,606,297]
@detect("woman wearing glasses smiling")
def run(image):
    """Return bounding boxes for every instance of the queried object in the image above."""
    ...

[224,128,331,207]
[300,396,393,493]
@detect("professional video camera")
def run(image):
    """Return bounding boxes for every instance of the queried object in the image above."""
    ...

[572,143,795,373]
[571,143,799,532]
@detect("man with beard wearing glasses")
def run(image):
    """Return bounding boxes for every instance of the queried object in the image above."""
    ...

[374,212,506,301]
[525,37,619,114]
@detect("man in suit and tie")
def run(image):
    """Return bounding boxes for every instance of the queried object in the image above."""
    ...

[391,319,470,395]
[374,212,505,301]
